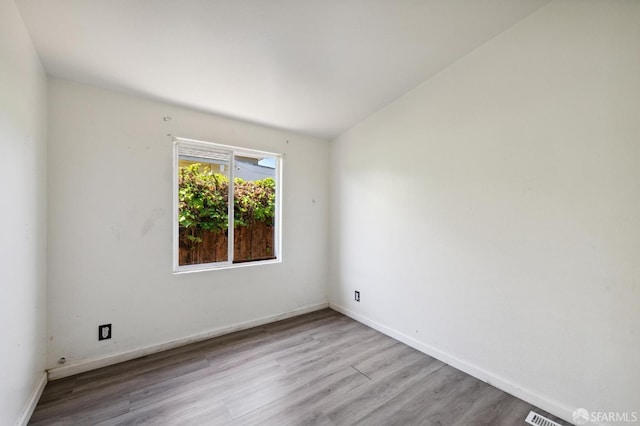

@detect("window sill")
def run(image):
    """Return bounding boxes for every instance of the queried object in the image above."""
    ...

[173,258,281,274]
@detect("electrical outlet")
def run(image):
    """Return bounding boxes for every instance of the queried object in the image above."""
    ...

[355,291,360,302]
[99,324,112,341]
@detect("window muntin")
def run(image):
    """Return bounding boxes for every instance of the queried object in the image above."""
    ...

[173,138,281,272]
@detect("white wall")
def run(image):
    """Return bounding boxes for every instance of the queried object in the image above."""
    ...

[330,1,640,423]
[0,0,48,423]
[47,79,329,373]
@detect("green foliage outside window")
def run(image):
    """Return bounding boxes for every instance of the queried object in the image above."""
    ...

[178,163,275,243]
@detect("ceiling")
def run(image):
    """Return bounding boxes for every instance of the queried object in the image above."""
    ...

[16,0,549,139]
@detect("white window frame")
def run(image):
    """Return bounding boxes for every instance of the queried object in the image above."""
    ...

[173,137,282,273]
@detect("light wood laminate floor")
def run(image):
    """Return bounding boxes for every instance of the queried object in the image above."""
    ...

[29,309,569,425]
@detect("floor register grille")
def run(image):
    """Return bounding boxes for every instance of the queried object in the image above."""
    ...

[526,411,563,426]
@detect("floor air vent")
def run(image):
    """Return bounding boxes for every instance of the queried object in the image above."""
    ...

[526,411,563,426]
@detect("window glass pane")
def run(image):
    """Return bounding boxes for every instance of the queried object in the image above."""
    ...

[233,155,277,263]
[178,148,231,266]
[174,139,281,272]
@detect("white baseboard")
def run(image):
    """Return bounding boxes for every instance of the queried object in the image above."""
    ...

[48,302,328,380]
[16,372,47,426]
[329,303,583,426]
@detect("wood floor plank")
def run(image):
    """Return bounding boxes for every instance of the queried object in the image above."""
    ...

[221,332,399,419]
[29,309,570,426]
[224,365,369,426]
[29,394,130,426]
[222,330,392,419]
[359,372,480,425]
[351,340,432,380]
[33,376,76,405]
[452,390,522,426]
[96,394,231,426]
[129,359,283,412]
[325,356,447,425]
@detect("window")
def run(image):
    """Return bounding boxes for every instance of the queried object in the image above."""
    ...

[173,138,281,272]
